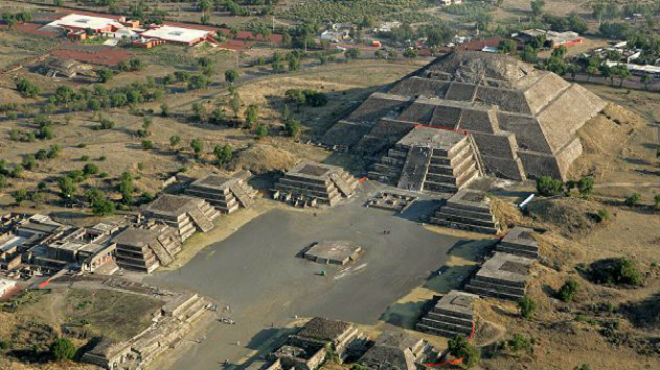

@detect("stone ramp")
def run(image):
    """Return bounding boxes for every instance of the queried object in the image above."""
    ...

[148,240,174,267]
[397,145,432,191]
[329,173,356,197]
[187,208,214,232]
[229,183,254,208]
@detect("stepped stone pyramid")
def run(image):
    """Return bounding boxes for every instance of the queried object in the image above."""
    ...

[416,290,478,338]
[465,251,535,301]
[322,51,606,181]
[112,224,183,273]
[496,226,539,259]
[430,189,501,234]
[274,162,358,206]
[368,126,483,193]
[142,194,219,241]
[185,171,258,214]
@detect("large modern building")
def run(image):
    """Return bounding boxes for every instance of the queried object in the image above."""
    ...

[323,51,606,183]
[139,25,214,46]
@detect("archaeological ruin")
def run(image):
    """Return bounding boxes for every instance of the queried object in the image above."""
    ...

[184,171,258,214]
[323,51,606,183]
[495,226,539,259]
[273,162,358,207]
[416,289,477,338]
[302,240,363,266]
[465,251,535,301]
[430,189,501,234]
[111,225,183,273]
[142,194,219,241]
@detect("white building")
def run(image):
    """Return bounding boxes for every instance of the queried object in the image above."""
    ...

[43,13,124,33]
[0,278,16,296]
[140,26,212,46]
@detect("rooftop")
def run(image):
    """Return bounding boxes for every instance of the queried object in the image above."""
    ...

[141,25,211,43]
[297,317,352,342]
[434,289,478,317]
[144,194,204,216]
[476,252,535,284]
[501,226,539,248]
[286,162,340,180]
[44,13,123,31]
[190,173,236,191]
[112,227,159,248]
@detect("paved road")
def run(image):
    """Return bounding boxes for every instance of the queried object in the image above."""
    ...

[144,182,463,369]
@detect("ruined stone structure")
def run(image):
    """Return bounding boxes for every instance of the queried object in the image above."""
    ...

[82,290,209,370]
[142,194,219,241]
[495,226,539,259]
[358,330,432,370]
[185,171,258,214]
[323,51,606,181]
[368,126,482,193]
[268,317,367,370]
[430,189,501,234]
[416,290,477,338]
[303,240,363,266]
[366,190,417,212]
[274,162,358,207]
[112,225,182,273]
[465,252,535,300]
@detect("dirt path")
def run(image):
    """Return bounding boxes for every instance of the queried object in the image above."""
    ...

[594,181,659,188]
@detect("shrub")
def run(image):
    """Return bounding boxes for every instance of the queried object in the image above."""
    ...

[507,333,532,352]
[255,125,268,139]
[448,334,480,368]
[80,155,89,161]
[589,258,641,286]
[557,277,579,302]
[141,140,153,150]
[624,192,641,206]
[537,176,563,196]
[577,176,594,196]
[83,163,99,176]
[518,296,536,319]
[595,208,610,223]
[50,338,76,361]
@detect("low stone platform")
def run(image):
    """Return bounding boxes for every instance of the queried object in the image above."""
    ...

[185,171,258,214]
[465,252,535,301]
[303,240,363,266]
[496,226,539,259]
[429,189,501,234]
[416,290,477,338]
[366,190,417,212]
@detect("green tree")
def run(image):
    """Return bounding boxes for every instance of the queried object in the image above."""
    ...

[499,39,517,54]
[214,144,232,165]
[15,78,39,97]
[12,189,28,205]
[403,48,418,59]
[118,171,134,204]
[225,69,239,84]
[654,194,660,210]
[448,335,480,368]
[284,117,301,138]
[518,296,537,319]
[537,176,563,196]
[624,192,641,207]
[531,0,545,18]
[83,163,99,176]
[50,338,76,361]
[97,68,114,83]
[245,104,259,128]
[345,48,360,60]
[160,102,169,117]
[190,138,203,157]
[58,176,77,198]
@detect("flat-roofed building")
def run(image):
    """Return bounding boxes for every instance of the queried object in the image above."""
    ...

[139,25,213,46]
[43,13,124,33]
[142,194,219,241]
[185,171,258,214]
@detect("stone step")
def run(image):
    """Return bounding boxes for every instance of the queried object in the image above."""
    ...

[419,317,473,335]
[434,211,497,228]
[456,167,479,189]
[330,172,355,197]
[499,241,539,253]
[397,145,432,192]
[415,323,469,338]
[429,218,499,234]
[425,311,474,326]
[230,183,255,208]
[423,181,458,194]
[437,205,493,221]
[187,208,214,233]
[495,245,539,259]
[468,278,526,295]
[425,172,458,185]
[464,283,524,301]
